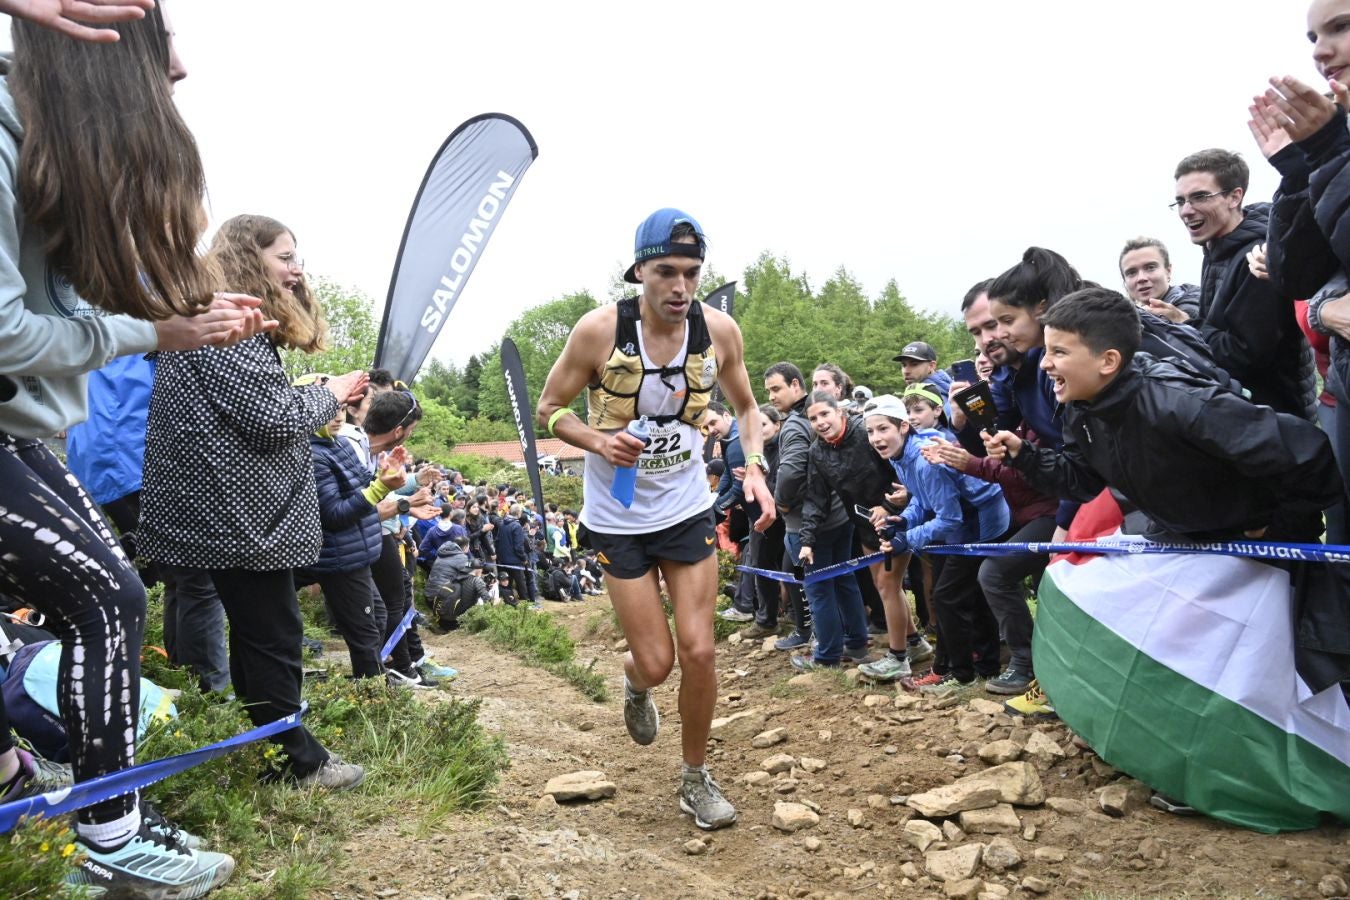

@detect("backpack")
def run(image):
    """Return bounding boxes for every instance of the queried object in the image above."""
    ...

[430,577,466,630]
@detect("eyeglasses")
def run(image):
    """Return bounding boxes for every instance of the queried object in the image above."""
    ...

[277,253,305,272]
[395,390,420,430]
[1168,189,1233,211]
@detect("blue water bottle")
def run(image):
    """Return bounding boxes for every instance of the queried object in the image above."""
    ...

[610,415,651,508]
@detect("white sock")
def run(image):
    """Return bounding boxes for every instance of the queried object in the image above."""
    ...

[682,762,707,778]
[78,806,141,850]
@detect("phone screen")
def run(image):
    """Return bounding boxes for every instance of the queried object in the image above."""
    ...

[854,504,872,518]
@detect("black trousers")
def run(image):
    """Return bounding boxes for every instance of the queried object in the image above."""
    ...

[209,567,329,776]
[931,544,1004,683]
[371,534,413,673]
[316,568,386,678]
[751,518,786,629]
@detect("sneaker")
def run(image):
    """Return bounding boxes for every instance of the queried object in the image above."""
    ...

[737,622,777,640]
[142,801,203,851]
[717,607,754,623]
[386,668,433,690]
[842,643,872,663]
[417,663,456,681]
[918,673,973,699]
[1149,792,1197,816]
[296,754,366,791]
[858,653,912,682]
[774,631,810,651]
[0,743,71,802]
[678,768,737,830]
[1002,679,1058,720]
[907,637,935,665]
[623,679,659,746]
[911,669,945,689]
[789,655,838,672]
[66,823,234,899]
[985,667,1034,696]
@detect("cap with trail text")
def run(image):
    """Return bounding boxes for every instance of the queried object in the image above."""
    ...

[893,341,937,363]
[623,208,706,284]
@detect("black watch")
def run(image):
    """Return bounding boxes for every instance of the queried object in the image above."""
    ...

[396,498,411,515]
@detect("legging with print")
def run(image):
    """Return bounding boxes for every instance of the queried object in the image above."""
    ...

[0,435,144,824]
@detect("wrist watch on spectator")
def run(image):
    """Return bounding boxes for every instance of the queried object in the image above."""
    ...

[745,453,770,477]
[397,498,411,515]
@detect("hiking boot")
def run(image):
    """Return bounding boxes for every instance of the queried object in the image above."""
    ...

[717,607,754,623]
[678,768,737,830]
[386,668,433,690]
[296,754,366,791]
[1003,679,1057,720]
[623,679,659,746]
[859,653,912,682]
[911,669,945,689]
[918,673,975,699]
[774,631,810,651]
[66,822,234,899]
[737,622,777,640]
[985,667,1034,696]
[142,801,203,850]
[0,743,71,802]
[907,637,935,665]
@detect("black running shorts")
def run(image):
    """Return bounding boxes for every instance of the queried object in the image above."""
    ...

[578,508,717,579]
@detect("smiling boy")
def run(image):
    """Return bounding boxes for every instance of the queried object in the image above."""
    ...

[984,287,1338,543]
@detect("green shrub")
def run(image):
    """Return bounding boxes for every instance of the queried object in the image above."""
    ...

[0,816,84,899]
[462,604,607,702]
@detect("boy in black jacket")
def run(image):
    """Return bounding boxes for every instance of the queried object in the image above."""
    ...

[984,287,1339,542]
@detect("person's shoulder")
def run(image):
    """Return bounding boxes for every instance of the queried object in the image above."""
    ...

[702,304,743,346]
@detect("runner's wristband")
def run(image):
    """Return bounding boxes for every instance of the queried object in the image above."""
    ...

[547,407,576,437]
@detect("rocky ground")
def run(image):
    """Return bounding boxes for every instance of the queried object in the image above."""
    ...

[317,594,1349,900]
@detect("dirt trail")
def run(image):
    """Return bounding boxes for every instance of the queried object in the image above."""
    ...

[321,596,1349,900]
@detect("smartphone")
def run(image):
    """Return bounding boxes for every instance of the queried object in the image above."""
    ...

[950,359,978,384]
[854,504,873,518]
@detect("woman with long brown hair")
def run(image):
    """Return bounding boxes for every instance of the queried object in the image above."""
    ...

[0,4,266,896]
[140,214,369,794]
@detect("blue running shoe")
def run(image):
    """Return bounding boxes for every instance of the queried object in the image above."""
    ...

[773,631,811,651]
[66,822,234,899]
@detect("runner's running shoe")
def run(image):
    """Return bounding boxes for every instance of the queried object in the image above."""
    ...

[623,678,659,745]
[679,768,737,830]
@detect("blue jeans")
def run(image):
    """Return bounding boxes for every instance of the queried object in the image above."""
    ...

[802,524,870,664]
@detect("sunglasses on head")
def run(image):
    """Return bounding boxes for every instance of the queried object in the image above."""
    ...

[395,390,420,430]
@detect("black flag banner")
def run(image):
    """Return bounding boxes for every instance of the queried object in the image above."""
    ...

[701,282,736,461]
[375,114,538,384]
[501,338,547,519]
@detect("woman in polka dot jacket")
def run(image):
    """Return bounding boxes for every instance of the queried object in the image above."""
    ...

[140,215,370,790]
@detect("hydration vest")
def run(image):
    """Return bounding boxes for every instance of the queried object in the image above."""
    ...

[586,296,717,430]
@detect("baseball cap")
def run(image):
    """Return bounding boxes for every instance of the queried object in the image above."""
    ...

[623,208,706,284]
[893,341,937,363]
[902,382,945,407]
[852,385,873,403]
[861,393,907,421]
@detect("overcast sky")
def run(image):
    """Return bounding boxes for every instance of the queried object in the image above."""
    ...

[3,2,1324,366]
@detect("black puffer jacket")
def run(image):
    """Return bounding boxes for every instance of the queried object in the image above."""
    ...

[800,414,896,548]
[774,394,845,536]
[1197,203,1316,418]
[1009,354,1339,539]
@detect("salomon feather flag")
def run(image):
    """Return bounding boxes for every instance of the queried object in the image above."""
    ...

[501,338,546,519]
[702,282,735,461]
[375,114,538,384]
[1035,499,1350,833]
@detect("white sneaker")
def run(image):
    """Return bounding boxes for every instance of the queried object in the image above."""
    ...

[858,653,912,682]
[717,607,754,622]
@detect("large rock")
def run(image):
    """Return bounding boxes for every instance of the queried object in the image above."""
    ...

[981,836,1022,871]
[945,878,983,900]
[925,844,985,882]
[708,708,769,741]
[955,761,1045,807]
[959,803,1021,834]
[977,740,1022,765]
[1045,796,1087,815]
[543,771,616,801]
[799,756,827,773]
[1023,732,1066,768]
[771,801,819,832]
[761,753,796,774]
[907,783,1001,818]
[1099,779,1150,817]
[751,727,788,748]
[903,819,944,852]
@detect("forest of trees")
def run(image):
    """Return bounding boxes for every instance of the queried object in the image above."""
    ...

[288,254,973,468]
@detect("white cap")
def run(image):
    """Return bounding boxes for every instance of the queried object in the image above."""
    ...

[861,393,907,421]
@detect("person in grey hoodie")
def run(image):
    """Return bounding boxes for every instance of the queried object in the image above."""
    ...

[0,8,268,897]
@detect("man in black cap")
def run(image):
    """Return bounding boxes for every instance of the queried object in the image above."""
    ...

[536,208,775,831]
[894,340,953,407]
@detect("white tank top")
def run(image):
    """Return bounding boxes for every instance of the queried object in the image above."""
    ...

[580,319,714,533]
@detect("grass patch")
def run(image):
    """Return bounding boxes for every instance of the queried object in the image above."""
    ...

[461,604,608,702]
[4,587,507,897]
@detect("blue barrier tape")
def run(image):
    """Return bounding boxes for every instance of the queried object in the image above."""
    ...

[0,704,305,833]
[380,603,419,660]
[737,538,1350,586]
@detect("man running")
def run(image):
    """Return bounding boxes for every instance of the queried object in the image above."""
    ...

[537,208,774,830]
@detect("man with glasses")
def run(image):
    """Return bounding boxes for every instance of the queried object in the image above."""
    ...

[1169,149,1314,417]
